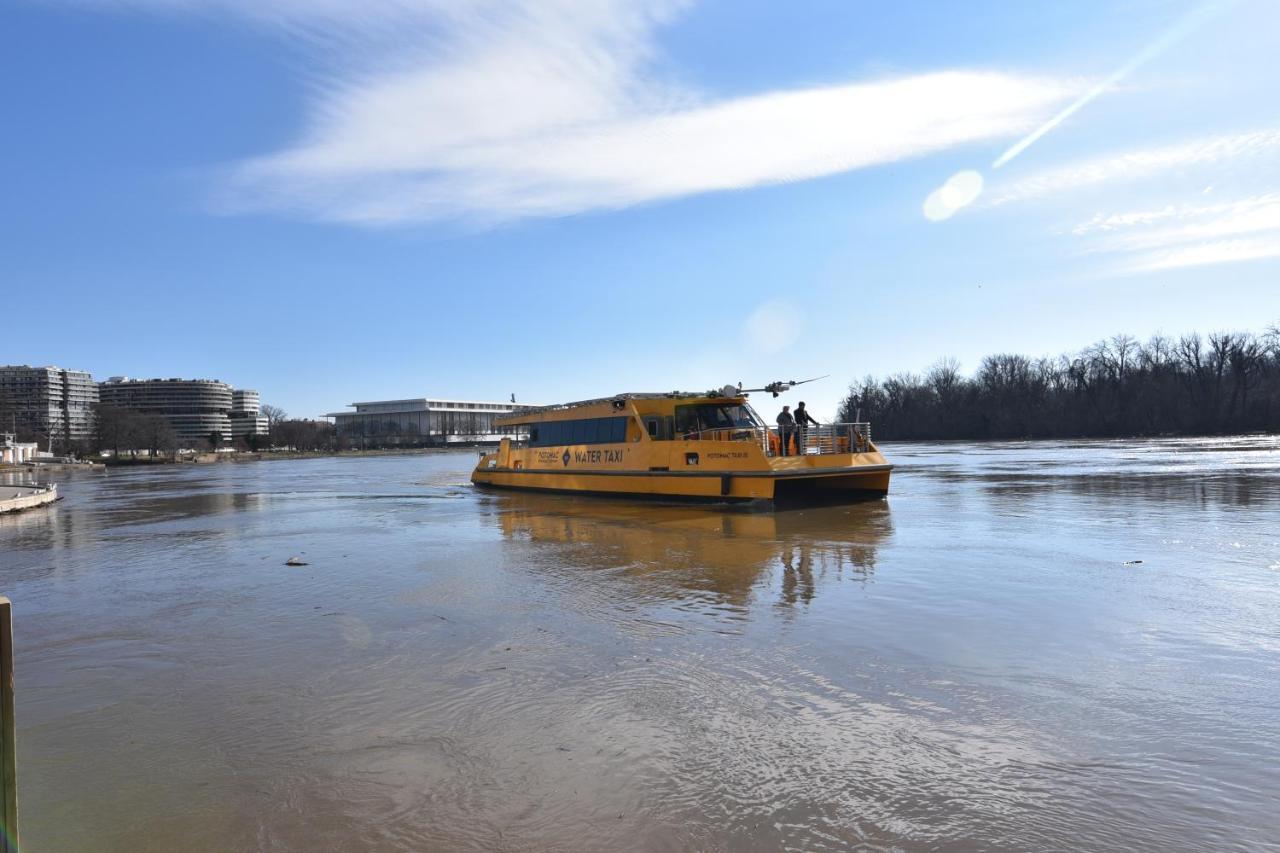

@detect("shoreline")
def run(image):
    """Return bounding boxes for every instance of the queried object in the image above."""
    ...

[232,447,477,462]
[13,432,1275,472]
[95,446,480,467]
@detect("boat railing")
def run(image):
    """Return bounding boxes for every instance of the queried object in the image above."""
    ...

[680,422,872,456]
[791,422,872,456]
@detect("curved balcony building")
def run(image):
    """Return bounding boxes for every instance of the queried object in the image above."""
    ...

[100,378,234,446]
[231,389,260,413]
[229,388,268,439]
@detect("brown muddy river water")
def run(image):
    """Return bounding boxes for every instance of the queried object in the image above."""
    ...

[2,438,1279,852]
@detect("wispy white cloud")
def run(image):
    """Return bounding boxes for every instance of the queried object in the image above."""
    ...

[1075,193,1280,272]
[984,125,1280,271]
[1126,236,1280,271]
[1076,194,1280,241]
[988,128,1280,207]
[236,70,1071,225]
[65,0,1074,224]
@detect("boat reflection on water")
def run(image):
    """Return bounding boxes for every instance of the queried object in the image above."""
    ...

[480,491,893,614]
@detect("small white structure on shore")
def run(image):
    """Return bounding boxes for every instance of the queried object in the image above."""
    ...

[0,434,39,465]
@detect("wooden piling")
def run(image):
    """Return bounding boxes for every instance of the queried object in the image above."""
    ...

[0,597,16,853]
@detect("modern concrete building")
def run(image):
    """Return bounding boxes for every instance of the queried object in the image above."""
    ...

[232,389,259,411]
[0,365,98,446]
[100,377,235,447]
[229,389,268,440]
[325,398,528,446]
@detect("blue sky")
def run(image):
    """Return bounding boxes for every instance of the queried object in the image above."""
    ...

[4,0,1279,419]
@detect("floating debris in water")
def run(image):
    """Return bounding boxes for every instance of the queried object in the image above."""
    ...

[1123,559,1144,565]
[285,556,309,566]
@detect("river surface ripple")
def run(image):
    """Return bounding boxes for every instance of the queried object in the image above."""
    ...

[2,437,1279,852]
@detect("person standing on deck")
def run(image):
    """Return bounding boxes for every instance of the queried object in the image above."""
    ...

[776,406,796,456]
[794,401,819,454]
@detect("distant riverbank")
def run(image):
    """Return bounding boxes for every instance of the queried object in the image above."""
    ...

[98,446,471,467]
[235,447,468,462]
[93,433,1280,468]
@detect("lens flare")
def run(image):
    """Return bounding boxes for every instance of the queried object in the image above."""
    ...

[923,170,984,221]
[743,301,801,354]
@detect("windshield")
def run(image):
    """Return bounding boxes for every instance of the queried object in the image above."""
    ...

[674,403,764,434]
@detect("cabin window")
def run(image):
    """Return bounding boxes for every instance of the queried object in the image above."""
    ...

[529,416,630,447]
[674,404,762,435]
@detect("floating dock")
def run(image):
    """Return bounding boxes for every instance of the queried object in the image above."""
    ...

[0,484,58,514]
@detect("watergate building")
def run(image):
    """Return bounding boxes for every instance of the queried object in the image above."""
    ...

[100,377,235,446]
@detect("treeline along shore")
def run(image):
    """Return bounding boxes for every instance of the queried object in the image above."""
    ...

[837,323,1280,440]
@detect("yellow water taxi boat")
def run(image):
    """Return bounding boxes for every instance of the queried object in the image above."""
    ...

[472,385,891,504]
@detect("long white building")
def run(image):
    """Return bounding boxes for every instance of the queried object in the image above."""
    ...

[326,398,530,446]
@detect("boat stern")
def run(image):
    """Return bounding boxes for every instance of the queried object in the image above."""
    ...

[765,449,892,503]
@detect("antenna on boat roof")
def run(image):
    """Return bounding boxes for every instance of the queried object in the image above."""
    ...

[739,375,829,397]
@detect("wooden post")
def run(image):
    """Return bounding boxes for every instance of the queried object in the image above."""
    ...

[0,597,16,853]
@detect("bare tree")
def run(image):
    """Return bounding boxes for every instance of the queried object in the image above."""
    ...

[141,414,178,459]
[261,404,286,427]
[275,419,336,452]
[94,405,130,458]
[925,357,962,403]
[261,404,287,445]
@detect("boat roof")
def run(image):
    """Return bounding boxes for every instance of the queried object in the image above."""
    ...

[498,391,750,425]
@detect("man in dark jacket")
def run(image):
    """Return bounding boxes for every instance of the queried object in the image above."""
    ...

[794,402,819,454]
[776,406,796,456]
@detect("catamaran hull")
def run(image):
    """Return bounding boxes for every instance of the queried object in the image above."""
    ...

[472,464,890,505]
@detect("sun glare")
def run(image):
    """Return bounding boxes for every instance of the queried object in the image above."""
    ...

[923,170,984,221]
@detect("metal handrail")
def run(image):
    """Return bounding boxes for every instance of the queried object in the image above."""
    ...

[497,423,874,456]
[681,422,872,457]
[775,422,873,456]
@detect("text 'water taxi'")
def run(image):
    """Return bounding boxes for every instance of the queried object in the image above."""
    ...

[472,384,891,504]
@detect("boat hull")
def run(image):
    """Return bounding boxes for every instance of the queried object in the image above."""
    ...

[472,464,890,505]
